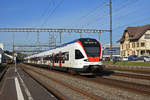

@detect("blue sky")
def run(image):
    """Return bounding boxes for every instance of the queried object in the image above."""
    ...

[0,0,150,50]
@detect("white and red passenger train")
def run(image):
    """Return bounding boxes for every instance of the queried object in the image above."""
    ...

[24,38,104,74]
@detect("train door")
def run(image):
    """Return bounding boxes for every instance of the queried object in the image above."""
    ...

[52,53,55,67]
[63,52,70,67]
[49,55,52,66]
[59,52,62,67]
[69,47,75,68]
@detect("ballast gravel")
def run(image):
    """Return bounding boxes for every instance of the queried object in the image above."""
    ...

[103,75,150,86]
[26,69,91,100]
[23,65,150,100]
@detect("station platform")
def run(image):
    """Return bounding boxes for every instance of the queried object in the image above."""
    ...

[0,65,57,100]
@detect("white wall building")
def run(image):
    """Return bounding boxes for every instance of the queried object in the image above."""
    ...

[119,24,150,57]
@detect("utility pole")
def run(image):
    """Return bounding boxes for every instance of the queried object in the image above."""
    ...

[52,33,56,48]
[80,33,82,38]
[109,0,113,61]
[98,32,101,42]
[49,32,51,48]
[55,35,56,48]
[37,32,40,52]
[59,32,62,45]
[12,33,15,63]
[37,32,40,45]
[12,33,17,72]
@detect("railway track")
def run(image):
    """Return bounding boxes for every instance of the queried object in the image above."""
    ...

[26,64,150,94]
[20,64,150,100]
[0,65,8,91]
[113,70,150,77]
[21,65,104,100]
[105,65,150,75]
[0,65,8,82]
[103,66,150,86]
[112,72,150,80]
[104,71,150,85]
[96,76,150,95]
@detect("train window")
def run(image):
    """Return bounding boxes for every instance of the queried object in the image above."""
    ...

[54,55,56,63]
[61,52,65,63]
[54,54,59,63]
[62,59,65,63]
[43,56,50,60]
[57,54,59,63]
[61,53,65,63]
[61,52,69,62]
[65,52,69,61]
[75,49,84,59]
[49,55,52,61]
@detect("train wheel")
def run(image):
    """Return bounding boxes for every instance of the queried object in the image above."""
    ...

[49,67,52,70]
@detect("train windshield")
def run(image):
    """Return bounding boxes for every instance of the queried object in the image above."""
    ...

[79,38,100,57]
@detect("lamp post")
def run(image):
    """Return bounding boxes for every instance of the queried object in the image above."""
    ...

[14,53,17,72]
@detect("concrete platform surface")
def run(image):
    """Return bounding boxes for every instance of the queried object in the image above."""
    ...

[0,65,57,100]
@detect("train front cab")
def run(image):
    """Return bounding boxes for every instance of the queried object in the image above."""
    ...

[73,38,105,73]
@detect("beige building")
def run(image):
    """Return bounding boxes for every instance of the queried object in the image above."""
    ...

[119,24,150,57]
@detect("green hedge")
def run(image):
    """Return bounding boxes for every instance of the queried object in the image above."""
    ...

[103,61,150,67]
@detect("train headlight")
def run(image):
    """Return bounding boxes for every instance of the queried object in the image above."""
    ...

[84,59,89,62]
[99,59,103,61]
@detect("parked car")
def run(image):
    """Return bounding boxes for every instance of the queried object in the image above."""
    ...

[120,57,128,61]
[128,55,138,61]
[137,56,147,60]
[103,57,110,61]
[144,56,150,62]
[113,56,120,62]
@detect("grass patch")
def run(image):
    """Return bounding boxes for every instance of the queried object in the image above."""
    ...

[103,61,150,67]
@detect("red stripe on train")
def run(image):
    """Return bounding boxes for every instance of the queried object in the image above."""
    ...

[88,57,100,62]
[77,40,102,62]
[77,41,88,57]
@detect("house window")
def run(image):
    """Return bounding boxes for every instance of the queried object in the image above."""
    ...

[145,34,150,39]
[137,43,139,47]
[132,43,135,48]
[146,50,150,55]
[137,50,139,55]
[141,50,145,55]
[141,42,145,47]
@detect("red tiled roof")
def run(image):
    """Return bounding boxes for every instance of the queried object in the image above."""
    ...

[118,24,150,42]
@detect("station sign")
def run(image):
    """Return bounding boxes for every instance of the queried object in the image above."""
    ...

[108,49,116,53]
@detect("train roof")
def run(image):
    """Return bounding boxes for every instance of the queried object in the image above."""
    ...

[56,38,98,48]
[25,38,98,59]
